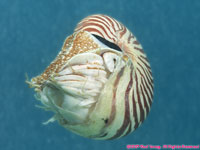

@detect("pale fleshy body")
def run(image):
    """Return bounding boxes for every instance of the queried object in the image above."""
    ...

[27,14,154,140]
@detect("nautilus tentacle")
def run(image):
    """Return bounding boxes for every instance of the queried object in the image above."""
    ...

[27,14,154,140]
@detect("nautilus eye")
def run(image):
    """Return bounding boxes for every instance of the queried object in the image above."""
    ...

[26,14,154,140]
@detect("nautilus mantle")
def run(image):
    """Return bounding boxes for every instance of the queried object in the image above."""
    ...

[27,14,154,140]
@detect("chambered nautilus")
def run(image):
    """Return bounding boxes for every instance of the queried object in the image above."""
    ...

[27,14,154,140]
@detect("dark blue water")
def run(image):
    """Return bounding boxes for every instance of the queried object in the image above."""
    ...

[1,0,200,149]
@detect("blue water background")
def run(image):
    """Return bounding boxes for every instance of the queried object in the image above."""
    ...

[0,0,200,149]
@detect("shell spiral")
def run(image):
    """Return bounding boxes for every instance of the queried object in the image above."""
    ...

[27,14,154,140]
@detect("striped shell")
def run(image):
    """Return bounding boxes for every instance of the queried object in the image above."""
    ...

[27,14,154,140]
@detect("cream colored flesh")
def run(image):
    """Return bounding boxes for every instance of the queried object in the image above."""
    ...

[36,49,125,124]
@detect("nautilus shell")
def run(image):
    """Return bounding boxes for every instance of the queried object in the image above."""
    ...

[27,14,154,140]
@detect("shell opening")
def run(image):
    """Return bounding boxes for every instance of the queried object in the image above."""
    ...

[36,50,126,125]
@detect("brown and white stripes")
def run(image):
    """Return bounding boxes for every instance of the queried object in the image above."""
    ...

[75,14,154,139]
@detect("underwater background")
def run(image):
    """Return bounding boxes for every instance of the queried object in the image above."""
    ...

[0,0,200,149]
